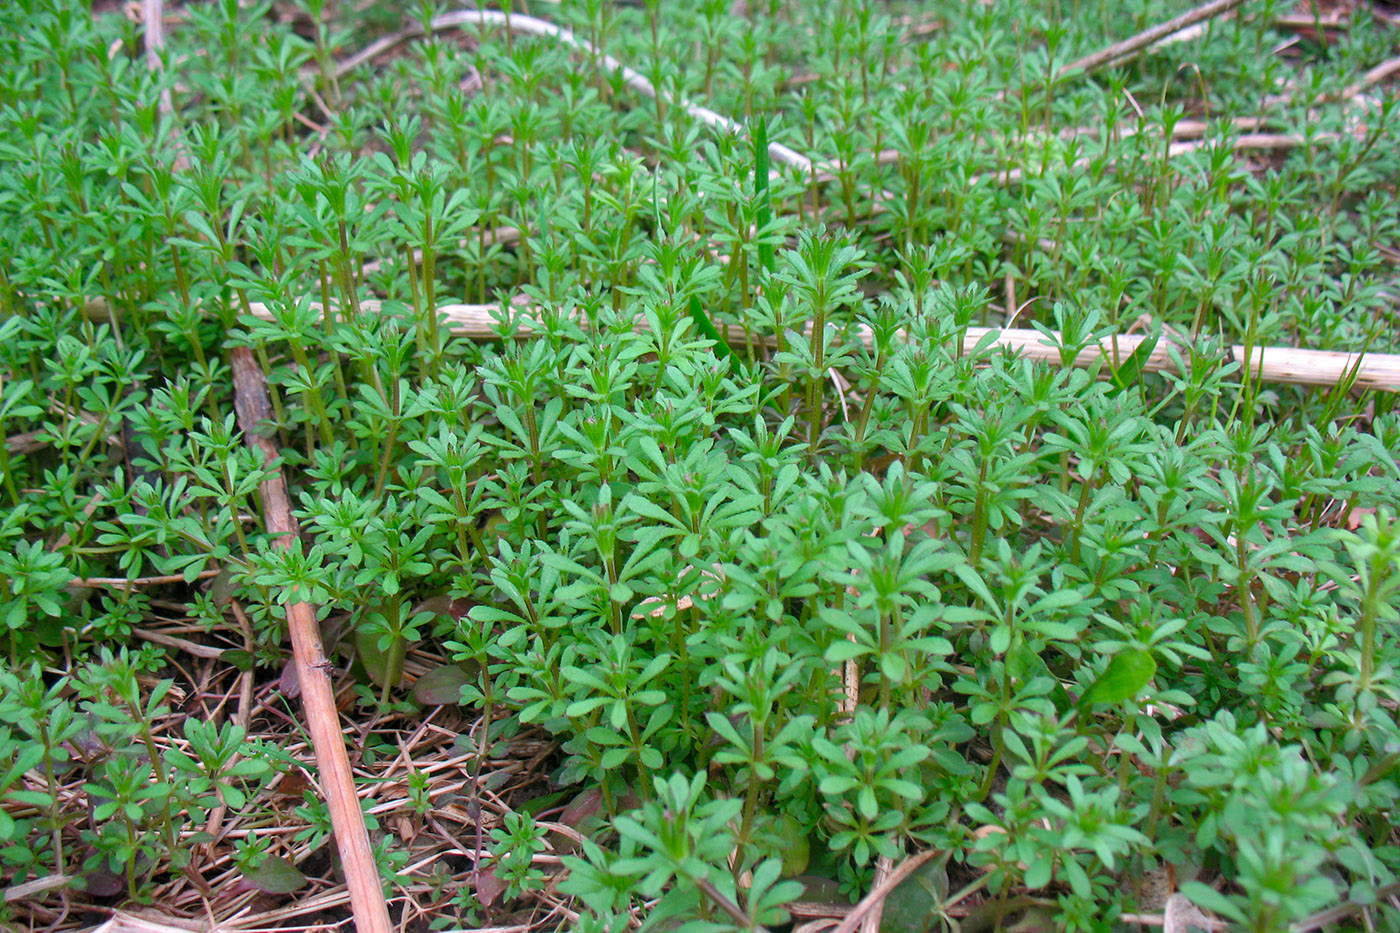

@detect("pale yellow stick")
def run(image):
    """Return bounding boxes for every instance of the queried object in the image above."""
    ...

[247,300,1400,393]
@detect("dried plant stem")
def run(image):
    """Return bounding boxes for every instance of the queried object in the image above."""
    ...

[1289,881,1400,932]
[973,129,1350,188]
[140,0,186,169]
[246,300,1400,393]
[831,849,939,933]
[333,9,812,172]
[860,855,894,933]
[229,347,392,933]
[71,570,221,588]
[831,116,1273,180]
[1340,54,1400,101]
[128,628,226,660]
[693,875,767,931]
[1055,0,1247,81]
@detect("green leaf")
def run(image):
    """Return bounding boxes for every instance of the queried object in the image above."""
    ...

[1108,332,1159,395]
[706,711,748,750]
[753,116,775,275]
[825,640,869,663]
[411,662,478,706]
[240,855,307,895]
[220,649,255,672]
[1078,648,1156,708]
[355,626,405,688]
[1177,882,1247,922]
[771,815,810,876]
[688,295,739,373]
[1009,642,1073,712]
[879,856,948,933]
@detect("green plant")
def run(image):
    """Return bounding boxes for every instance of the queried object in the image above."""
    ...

[0,0,1398,926]
[487,810,547,901]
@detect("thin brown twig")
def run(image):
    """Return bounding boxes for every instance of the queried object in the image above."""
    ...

[222,889,354,929]
[332,9,812,172]
[1055,0,1247,81]
[71,569,221,588]
[1340,54,1400,101]
[141,0,170,118]
[694,874,766,931]
[245,299,1400,392]
[859,855,893,933]
[1289,882,1400,932]
[830,849,940,933]
[892,15,942,38]
[815,116,1285,185]
[1256,51,1400,109]
[140,0,186,170]
[898,127,1351,189]
[127,627,226,660]
[1273,13,1349,32]
[7,413,109,456]
[230,347,392,933]
[229,600,256,731]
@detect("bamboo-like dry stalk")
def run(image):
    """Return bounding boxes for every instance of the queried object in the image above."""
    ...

[830,849,941,933]
[1054,0,1247,80]
[333,9,812,172]
[246,300,1400,393]
[230,348,392,933]
[1343,54,1400,100]
[824,123,1354,190]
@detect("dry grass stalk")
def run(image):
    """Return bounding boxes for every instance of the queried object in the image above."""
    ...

[246,300,1400,393]
[1342,54,1400,101]
[859,854,894,933]
[830,848,940,933]
[86,909,207,933]
[1054,0,1248,80]
[835,115,1274,179]
[334,10,812,172]
[229,348,393,933]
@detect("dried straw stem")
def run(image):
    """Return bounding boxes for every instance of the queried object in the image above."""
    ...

[246,301,1400,393]
[1055,0,1247,80]
[830,849,940,933]
[334,9,811,172]
[229,348,392,933]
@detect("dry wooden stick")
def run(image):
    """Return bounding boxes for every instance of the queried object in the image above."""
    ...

[830,849,939,933]
[229,347,392,933]
[246,300,1400,393]
[333,8,812,172]
[127,627,227,660]
[140,0,164,71]
[837,115,1273,177]
[1055,0,1247,81]
[1340,54,1400,102]
[140,0,187,170]
[1288,881,1400,932]
[859,855,894,933]
[975,128,1347,188]
[71,569,222,588]
[813,116,1336,192]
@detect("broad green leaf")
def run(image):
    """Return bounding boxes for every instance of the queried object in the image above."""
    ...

[1079,649,1156,708]
[688,294,740,374]
[220,649,255,672]
[879,856,948,933]
[240,856,306,895]
[1108,331,1159,395]
[411,663,478,706]
[355,626,404,688]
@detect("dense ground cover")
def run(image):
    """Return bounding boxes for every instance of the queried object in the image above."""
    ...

[0,0,1398,929]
